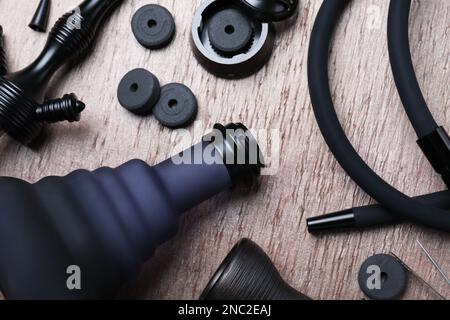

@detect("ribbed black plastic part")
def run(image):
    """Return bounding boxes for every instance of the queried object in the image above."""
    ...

[35,93,85,123]
[213,123,265,187]
[0,77,42,144]
[0,26,6,75]
[201,239,311,300]
[417,127,450,188]
[49,12,96,61]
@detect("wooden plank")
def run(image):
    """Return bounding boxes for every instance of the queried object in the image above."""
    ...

[0,0,448,300]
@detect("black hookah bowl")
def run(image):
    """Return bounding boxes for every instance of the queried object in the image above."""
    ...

[201,239,311,300]
[0,0,123,145]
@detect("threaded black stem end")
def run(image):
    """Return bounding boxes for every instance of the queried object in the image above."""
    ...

[212,123,265,188]
[0,26,6,76]
[36,93,85,123]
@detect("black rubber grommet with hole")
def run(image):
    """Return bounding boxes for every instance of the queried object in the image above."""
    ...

[153,83,198,128]
[358,254,407,300]
[117,68,161,115]
[131,4,175,49]
[208,8,253,55]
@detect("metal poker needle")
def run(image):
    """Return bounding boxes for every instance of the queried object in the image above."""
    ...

[416,240,450,286]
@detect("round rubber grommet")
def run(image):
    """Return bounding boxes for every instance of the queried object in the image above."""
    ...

[208,9,253,55]
[117,68,161,115]
[153,83,198,128]
[131,4,175,49]
[358,254,407,300]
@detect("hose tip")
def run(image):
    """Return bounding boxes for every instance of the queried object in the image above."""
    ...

[29,0,51,33]
[307,209,356,233]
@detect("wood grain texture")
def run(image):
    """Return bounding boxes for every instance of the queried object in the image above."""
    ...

[0,0,449,300]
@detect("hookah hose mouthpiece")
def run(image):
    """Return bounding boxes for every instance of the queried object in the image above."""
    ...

[201,239,311,300]
[0,123,264,300]
[0,0,123,145]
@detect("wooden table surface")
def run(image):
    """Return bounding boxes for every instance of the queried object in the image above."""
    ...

[0,0,449,300]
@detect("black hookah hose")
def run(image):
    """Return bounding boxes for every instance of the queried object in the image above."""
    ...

[307,0,450,233]
[388,0,437,137]
[388,0,450,187]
